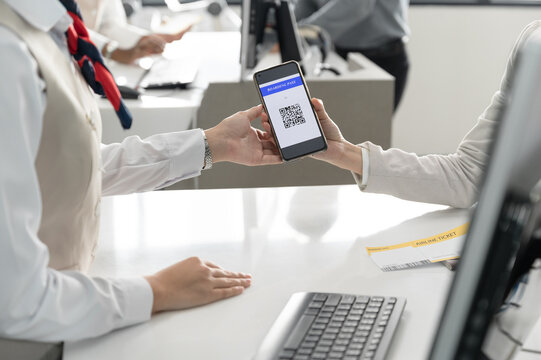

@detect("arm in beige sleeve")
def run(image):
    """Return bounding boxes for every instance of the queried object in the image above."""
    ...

[359,90,500,208]
[355,21,541,208]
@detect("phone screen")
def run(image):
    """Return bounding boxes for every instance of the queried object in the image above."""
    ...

[254,61,327,161]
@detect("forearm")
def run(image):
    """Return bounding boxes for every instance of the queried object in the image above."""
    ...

[360,73,505,208]
[361,142,483,208]
[101,129,204,196]
[0,264,152,341]
[102,23,147,49]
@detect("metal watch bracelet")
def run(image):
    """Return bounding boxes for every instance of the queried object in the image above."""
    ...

[201,130,213,170]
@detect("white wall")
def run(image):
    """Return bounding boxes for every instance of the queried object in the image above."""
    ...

[392,6,541,154]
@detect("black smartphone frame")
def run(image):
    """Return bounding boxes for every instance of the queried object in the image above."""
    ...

[253,61,327,161]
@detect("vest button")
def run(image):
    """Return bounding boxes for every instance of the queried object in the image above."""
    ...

[86,113,97,131]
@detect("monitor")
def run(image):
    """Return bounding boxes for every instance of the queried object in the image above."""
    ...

[240,0,271,75]
[429,33,541,360]
[275,0,305,64]
[240,0,305,78]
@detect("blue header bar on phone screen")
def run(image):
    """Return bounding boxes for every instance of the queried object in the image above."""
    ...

[259,76,303,96]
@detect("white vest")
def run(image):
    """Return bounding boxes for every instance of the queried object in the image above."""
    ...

[0,1,103,272]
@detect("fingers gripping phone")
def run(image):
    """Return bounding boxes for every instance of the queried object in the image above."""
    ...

[254,61,327,161]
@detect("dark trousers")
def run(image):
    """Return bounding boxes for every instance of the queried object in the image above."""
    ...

[336,43,410,111]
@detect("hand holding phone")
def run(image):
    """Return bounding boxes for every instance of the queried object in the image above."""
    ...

[254,61,327,161]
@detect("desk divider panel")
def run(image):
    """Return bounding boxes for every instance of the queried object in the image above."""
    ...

[188,53,393,190]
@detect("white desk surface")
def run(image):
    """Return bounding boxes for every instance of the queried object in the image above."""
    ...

[515,317,541,359]
[63,185,471,360]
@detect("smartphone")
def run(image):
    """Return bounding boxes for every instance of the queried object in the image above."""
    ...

[254,61,327,161]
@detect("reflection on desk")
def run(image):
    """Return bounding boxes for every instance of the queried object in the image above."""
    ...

[64,185,470,360]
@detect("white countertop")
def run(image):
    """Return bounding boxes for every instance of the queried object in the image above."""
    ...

[63,185,470,359]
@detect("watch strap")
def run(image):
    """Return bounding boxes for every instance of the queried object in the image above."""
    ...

[201,130,213,170]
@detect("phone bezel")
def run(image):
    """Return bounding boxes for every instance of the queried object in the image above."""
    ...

[253,61,327,162]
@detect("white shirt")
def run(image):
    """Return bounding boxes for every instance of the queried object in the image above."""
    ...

[0,0,205,341]
[78,0,148,51]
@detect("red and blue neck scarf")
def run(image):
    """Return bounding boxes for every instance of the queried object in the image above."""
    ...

[59,0,132,129]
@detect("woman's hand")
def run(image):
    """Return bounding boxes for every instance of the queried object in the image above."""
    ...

[145,257,252,314]
[205,105,282,166]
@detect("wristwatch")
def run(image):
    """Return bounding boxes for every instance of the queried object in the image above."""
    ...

[103,41,119,60]
[201,130,213,170]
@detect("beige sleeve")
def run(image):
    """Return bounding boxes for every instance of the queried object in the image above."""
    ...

[355,21,541,208]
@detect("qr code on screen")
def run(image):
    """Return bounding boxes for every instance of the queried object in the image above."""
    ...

[279,104,306,129]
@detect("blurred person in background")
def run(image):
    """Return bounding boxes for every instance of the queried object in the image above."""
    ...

[294,0,410,110]
[79,0,191,64]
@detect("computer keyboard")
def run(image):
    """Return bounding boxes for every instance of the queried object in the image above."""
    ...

[253,292,406,360]
[139,57,199,89]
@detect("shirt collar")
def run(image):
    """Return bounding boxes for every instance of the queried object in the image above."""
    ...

[4,0,68,33]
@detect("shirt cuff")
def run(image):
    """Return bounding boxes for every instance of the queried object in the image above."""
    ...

[104,24,148,49]
[88,28,109,52]
[352,144,370,190]
[159,129,204,189]
[116,277,153,326]
[360,146,370,189]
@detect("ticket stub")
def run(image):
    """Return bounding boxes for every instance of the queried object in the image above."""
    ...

[366,223,469,272]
